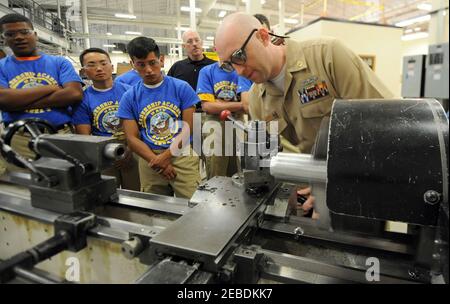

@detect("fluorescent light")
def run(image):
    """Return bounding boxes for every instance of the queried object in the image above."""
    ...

[114,13,136,19]
[417,3,432,11]
[206,36,214,40]
[106,32,112,36]
[405,29,413,34]
[218,10,227,18]
[125,31,141,35]
[395,14,430,27]
[242,0,266,4]
[103,44,116,47]
[401,32,429,41]
[284,18,299,24]
[414,27,421,31]
[175,26,190,32]
[180,6,202,13]
[111,50,123,54]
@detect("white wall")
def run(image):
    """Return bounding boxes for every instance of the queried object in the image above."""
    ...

[288,19,404,96]
[288,21,324,41]
[401,37,429,57]
[430,0,450,44]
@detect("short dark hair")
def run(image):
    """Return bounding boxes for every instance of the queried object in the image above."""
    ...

[79,47,111,65]
[127,37,160,59]
[0,14,34,31]
[253,14,271,30]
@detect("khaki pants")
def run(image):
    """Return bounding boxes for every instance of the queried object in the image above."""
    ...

[206,154,239,179]
[0,125,72,175]
[102,152,140,191]
[139,150,200,199]
[203,114,241,179]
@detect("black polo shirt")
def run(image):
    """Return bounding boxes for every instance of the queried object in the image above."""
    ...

[168,55,216,91]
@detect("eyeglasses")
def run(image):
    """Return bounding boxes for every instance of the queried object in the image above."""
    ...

[220,30,289,72]
[1,29,34,39]
[220,29,258,73]
[185,38,201,45]
[83,60,111,69]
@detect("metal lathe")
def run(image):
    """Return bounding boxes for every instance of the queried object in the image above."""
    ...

[0,99,448,284]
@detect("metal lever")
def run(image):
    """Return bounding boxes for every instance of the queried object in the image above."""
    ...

[0,138,56,186]
[219,110,247,133]
[32,137,88,174]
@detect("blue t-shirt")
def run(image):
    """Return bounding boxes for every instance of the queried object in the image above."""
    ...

[114,69,141,86]
[196,63,252,102]
[72,82,131,136]
[117,76,199,150]
[0,54,82,126]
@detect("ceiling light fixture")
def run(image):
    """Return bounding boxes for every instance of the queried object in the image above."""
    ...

[395,14,431,27]
[125,31,142,35]
[180,6,202,13]
[284,18,299,24]
[401,32,429,41]
[417,3,432,11]
[174,26,190,32]
[114,13,136,19]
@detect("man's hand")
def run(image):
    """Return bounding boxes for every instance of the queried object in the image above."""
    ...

[149,152,172,171]
[113,148,133,170]
[161,164,177,180]
[297,187,319,219]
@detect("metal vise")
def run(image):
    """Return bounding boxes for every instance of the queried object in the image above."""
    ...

[0,119,126,213]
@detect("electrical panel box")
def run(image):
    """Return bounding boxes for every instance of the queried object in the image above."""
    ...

[424,43,449,99]
[401,54,426,98]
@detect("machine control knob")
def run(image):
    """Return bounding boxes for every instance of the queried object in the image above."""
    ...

[220,110,232,122]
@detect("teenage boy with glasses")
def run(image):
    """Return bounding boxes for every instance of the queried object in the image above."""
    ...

[72,48,140,191]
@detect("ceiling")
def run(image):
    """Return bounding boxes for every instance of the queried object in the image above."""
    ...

[22,0,446,51]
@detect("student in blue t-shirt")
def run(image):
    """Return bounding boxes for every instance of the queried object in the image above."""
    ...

[114,68,141,86]
[72,47,140,191]
[0,14,83,174]
[196,62,252,178]
[117,37,200,198]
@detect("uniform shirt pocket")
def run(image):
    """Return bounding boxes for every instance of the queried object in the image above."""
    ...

[299,96,334,118]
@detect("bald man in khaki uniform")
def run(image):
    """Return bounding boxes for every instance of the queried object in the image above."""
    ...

[249,37,394,153]
[216,14,393,154]
[215,13,394,214]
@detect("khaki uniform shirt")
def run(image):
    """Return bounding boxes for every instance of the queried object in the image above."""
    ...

[249,37,394,154]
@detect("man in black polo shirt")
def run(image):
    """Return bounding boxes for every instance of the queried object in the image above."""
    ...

[168,30,215,93]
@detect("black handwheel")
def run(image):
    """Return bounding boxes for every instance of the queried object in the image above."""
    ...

[1,118,57,168]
